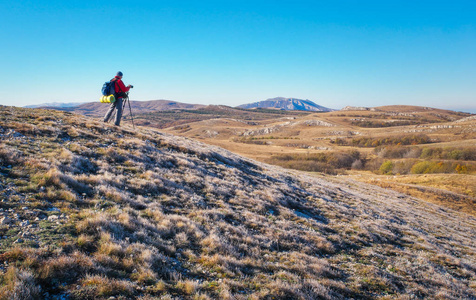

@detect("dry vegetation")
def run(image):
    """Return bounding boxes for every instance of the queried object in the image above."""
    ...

[162,105,476,214]
[347,172,476,216]
[1,106,476,299]
[59,103,310,129]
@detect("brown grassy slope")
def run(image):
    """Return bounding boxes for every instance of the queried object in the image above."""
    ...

[0,106,476,299]
[162,106,475,210]
[347,172,476,215]
[166,106,476,160]
[57,103,310,129]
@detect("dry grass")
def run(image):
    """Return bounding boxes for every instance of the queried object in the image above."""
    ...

[160,105,475,212]
[349,172,476,216]
[0,267,41,300]
[0,106,475,299]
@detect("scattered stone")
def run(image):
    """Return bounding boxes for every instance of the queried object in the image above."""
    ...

[47,207,61,212]
[20,220,30,227]
[48,215,59,221]
[0,217,12,225]
[15,238,23,243]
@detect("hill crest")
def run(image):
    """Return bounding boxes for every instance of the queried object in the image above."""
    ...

[24,102,86,108]
[51,99,205,117]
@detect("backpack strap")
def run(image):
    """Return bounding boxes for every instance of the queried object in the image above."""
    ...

[112,77,124,93]
[111,78,119,94]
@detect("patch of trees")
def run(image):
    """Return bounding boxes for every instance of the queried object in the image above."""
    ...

[375,146,476,161]
[351,120,420,127]
[266,151,363,174]
[378,160,474,175]
[333,134,432,147]
[266,145,476,176]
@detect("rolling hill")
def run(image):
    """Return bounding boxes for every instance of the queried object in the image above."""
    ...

[165,105,473,152]
[53,100,205,117]
[55,103,312,129]
[24,102,86,109]
[163,105,475,214]
[0,106,475,299]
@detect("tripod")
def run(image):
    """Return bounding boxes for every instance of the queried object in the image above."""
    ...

[108,92,135,129]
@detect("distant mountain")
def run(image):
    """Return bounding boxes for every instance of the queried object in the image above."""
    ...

[238,97,334,112]
[50,100,205,117]
[24,102,86,108]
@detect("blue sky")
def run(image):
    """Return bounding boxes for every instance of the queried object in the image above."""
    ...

[1,1,475,112]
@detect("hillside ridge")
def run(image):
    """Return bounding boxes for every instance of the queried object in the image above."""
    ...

[0,106,475,299]
[53,100,205,117]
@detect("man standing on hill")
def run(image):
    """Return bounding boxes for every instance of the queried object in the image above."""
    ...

[103,71,132,126]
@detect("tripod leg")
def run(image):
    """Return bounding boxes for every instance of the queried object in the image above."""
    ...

[127,98,135,129]
[122,97,127,111]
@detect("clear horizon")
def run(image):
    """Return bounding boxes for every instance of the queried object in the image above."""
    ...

[16,98,476,114]
[2,1,475,113]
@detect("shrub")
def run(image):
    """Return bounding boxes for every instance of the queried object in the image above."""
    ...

[176,280,199,295]
[351,160,363,170]
[420,147,476,161]
[379,161,394,174]
[32,169,63,188]
[39,252,95,285]
[455,164,468,174]
[410,161,463,174]
[266,151,362,173]
[0,145,23,167]
[392,160,416,174]
[339,135,432,147]
[411,161,434,174]
[375,145,421,159]
[0,267,41,300]
[351,120,419,127]
[77,275,135,297]
[77,234,96,252]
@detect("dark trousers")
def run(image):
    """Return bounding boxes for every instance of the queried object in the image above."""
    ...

[104,97,123,126]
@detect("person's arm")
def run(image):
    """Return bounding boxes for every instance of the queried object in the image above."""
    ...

[117,80,131,93]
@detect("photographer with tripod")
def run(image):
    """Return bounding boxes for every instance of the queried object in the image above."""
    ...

[103,71,133,126]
